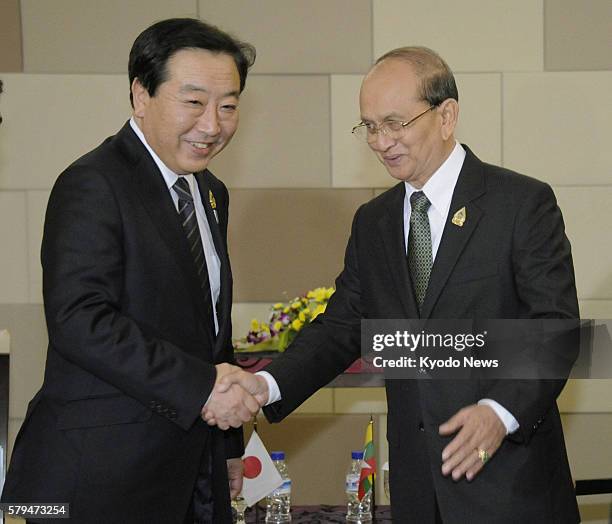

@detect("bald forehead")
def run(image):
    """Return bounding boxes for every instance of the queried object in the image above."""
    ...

[361,58,421,100]
[369,56,416,75]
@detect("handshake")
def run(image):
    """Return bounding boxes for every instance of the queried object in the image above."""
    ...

[201,363,270,430]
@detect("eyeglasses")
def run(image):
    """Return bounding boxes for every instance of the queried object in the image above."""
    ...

[351,105,437,142]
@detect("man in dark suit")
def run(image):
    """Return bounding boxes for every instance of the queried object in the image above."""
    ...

[2,18,261,523]
[213,47,580,523]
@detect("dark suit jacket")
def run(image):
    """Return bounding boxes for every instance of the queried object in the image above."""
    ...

[1,122,241,523]
[263,146,580,523]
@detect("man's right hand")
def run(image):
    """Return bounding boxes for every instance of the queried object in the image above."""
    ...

[202,367,270,428]
[219,370,270,406]
[201,363,261,430]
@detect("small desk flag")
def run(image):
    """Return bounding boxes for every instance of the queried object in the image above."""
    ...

[358,419,377,501]
[240,430,283,507]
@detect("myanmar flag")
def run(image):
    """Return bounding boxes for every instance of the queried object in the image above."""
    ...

[358,419,377,501]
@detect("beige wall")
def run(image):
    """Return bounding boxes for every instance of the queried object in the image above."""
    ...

[1,0,611,519]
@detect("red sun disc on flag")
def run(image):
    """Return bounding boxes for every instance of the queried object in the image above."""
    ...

[243,456,262,479]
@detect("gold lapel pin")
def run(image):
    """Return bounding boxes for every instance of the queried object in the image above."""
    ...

[208,190,217,210]
[452,206,466,227]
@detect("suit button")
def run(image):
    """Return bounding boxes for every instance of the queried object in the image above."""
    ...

[418,422,425,431]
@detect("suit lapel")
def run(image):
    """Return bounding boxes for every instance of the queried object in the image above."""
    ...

[194,171,232,359]
[377,184,420,318]
[116,123,215,343]
[420,147,486,318]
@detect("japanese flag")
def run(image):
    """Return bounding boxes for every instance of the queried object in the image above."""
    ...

[240,431,283,507]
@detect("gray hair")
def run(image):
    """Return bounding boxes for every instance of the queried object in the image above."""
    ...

[375,46,458,105]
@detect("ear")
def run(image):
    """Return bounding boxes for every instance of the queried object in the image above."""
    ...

[131,78,150,118]
[438,98,459,141]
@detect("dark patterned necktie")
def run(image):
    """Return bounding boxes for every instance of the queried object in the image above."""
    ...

[407,191,432,312]
[172,177,214,327]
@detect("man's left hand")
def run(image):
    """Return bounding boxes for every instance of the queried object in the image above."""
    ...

[439,404,506,481]
[227,457,243,500]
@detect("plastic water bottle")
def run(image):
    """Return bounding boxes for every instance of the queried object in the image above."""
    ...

[265,451,292,523]
[346,451,372,523]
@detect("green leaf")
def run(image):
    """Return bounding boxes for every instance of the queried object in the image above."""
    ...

[234,338,280,352]
[278,330,291,351]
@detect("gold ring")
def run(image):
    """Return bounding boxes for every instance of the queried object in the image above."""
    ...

[477,448,489,464]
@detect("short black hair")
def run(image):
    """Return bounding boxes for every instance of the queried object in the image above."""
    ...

[128,18,256,107]
[375,46,458,105]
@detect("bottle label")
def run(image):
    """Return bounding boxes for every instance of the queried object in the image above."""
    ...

[346,473,359,493]
[273,479,291,496]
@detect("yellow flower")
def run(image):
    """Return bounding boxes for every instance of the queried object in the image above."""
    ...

[283,307,290,313]
[298,311,307,322]
[273,320,283,332]
[291,301,301,310]
[291,319,303,331]
[311,303,327,320]
[250,319,260,332]
[310,287,327,302]
[325,287,335,299]
[262,323,271,333]
[273,303,283,310]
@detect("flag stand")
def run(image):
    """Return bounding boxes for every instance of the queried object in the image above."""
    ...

[370,415,377,523]
[254,418,260,524]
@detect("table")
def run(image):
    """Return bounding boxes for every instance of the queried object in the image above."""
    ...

[241,505,392,523]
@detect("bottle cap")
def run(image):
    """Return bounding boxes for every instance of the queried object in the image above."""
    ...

[270,451,285,460]
[351,450,364,460]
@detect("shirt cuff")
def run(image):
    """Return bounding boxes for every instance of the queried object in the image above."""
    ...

[478,398,519,435]
[256,371,281,405]
[203,390,213,408]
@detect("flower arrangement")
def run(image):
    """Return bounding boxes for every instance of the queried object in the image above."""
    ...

[235,286,335,352]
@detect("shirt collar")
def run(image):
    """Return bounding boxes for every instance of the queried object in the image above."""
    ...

[404,141,466,217]
[129,117,188,190]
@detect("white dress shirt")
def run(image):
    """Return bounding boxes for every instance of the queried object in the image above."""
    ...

[129,118,221,335]
[403,141,464,257]
[259,141,518,434]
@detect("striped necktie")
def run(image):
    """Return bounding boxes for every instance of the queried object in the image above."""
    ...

[173,177,214,328]
[407,191,432,313]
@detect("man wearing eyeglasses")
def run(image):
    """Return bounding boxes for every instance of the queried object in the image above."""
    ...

[213,47,579,523]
